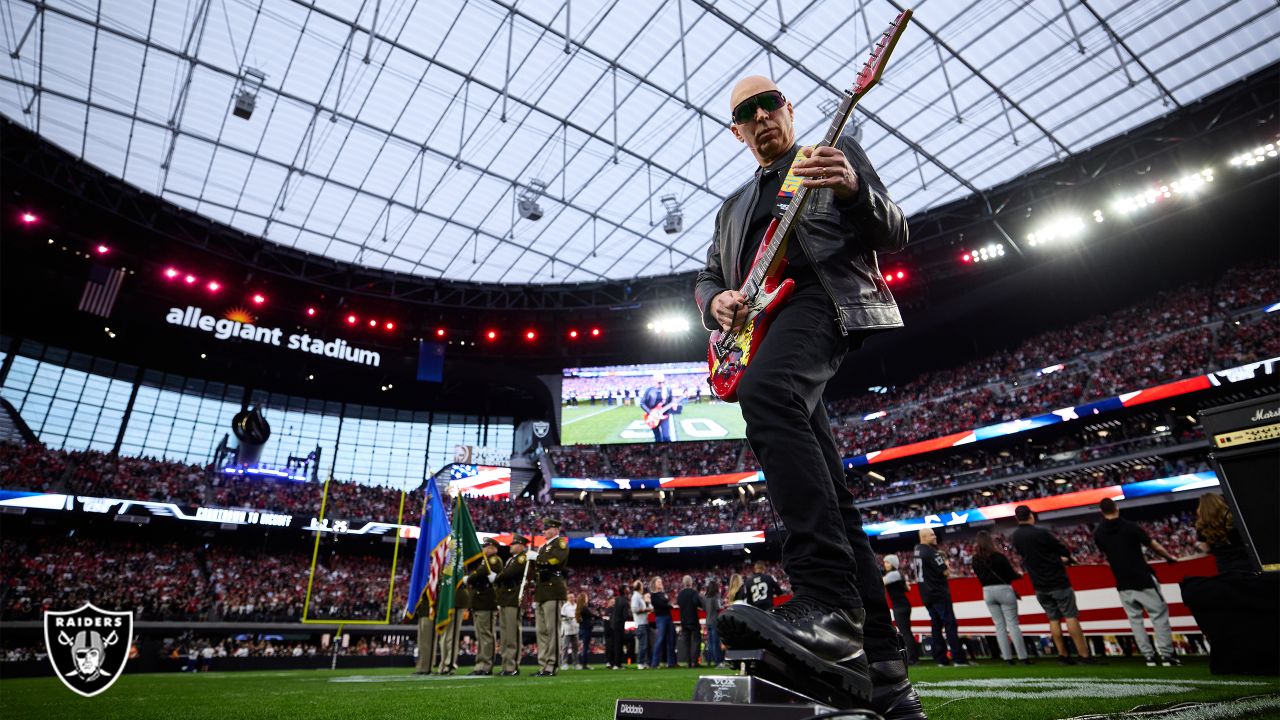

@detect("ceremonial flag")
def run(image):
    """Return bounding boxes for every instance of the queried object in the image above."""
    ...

[403,477,451,621]
[434,493,484,633]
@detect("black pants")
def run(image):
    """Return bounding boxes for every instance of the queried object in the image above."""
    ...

[680,624,700,667]
[605,623,625,666]
[737,291,897,662]
[925,600,966,664]
[891,604,920,662]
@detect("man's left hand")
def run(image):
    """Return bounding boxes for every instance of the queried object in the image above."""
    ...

[794,145,860,199]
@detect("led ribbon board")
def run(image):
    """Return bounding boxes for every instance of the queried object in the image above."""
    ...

[845,357,1277,468]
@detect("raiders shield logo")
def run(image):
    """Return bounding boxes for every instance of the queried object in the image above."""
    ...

[532,421,550,438]
[43,603,132,697]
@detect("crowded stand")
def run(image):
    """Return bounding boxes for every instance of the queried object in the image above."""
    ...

[0,440,69,493]
[1,538,209,621]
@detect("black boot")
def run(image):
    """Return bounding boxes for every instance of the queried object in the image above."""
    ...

[866,659,927,720]
[718,597,873,704]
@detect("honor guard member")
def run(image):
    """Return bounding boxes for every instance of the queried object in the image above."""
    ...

[532,517,571,676]
[412,594,432,674]
[494,534,530,676]
[436,557,471,675]
[464,537,504,675]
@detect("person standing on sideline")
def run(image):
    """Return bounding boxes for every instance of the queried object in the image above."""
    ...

[649,577,676,668]
[676,575,703,668]
[703,578,724,667]
[630,580,651,669]
[576,593,596,670]
[726,573,745,604]
[971,531,1028,665]
[531,517,570,677]
[916,528,968,666]
[559,592,579,669]
[881,555,919,665]
[494,534,530,676]
[1011,506,1102,665]
[1194,493,1253,574]
[744,561,781,610]
[1093,498,1181,666]
[607,585,629,669]
[463,537,503,675]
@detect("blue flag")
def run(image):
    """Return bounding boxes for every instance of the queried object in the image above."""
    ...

[403,477,451,621]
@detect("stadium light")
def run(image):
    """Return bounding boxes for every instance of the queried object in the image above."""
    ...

[385,321,395,331]
[184,274,197,284]
[525,329,537,342]
[486,330,498,341]
[206,280,221,292]
[20,211,37,224]
[968,242,1007,263]
[648,316,691,334]
[1229,142,1276,167]
[346,314,358,325]
[368,319,378,327]
[435,327,446,338]
[1026,217,1084,248]
[590,327,601,337]
[306,307,317,317]
[251,293,266,305]
[568,329,579,339]
[95,244,110,255]
[164,267,179,279]
[660,195,683,234]
[1111,169,1214,215]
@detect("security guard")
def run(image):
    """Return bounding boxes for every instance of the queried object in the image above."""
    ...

[494,534,530,676]
[465,537,504,675]
[436,554,470,675]
[532,517,570,677]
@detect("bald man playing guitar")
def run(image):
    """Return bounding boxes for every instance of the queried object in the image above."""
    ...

[695,74,922,719]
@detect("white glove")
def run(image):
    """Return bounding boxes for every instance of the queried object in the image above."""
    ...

[461,575,470,586]
[526,550,540,560]
[487,572,497,583]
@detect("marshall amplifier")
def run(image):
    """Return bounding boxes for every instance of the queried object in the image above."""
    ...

[1199,393,1280,572]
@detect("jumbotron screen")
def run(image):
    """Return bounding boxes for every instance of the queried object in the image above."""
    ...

[560,361,746,445]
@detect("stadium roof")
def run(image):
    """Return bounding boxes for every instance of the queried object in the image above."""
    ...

[1,0,1275,285]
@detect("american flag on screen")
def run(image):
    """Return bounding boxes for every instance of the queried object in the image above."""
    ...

[77,263,126,317]
[448,464,511,500]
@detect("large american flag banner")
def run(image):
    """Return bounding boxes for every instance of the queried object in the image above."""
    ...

[78,264,125,318]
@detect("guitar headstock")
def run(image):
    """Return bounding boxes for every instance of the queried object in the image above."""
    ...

[852,9,913,100]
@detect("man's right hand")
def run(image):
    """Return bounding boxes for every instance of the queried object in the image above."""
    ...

[711,290,749,332]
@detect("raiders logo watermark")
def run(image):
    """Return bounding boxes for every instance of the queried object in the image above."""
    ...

[43,603,132,697]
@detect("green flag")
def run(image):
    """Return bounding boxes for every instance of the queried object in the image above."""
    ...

[434,493,484,634]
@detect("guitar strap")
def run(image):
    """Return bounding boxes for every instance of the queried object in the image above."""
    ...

[775,147,809,206]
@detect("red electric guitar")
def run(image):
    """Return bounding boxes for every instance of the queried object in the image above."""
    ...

[707,9,912,402]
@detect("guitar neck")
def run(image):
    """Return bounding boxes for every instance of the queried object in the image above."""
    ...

[740,7,913,297]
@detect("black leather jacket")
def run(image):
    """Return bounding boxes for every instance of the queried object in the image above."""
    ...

[694,136,908,335]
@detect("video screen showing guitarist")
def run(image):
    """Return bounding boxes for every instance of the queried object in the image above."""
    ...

[639,373,682,442]
[694,76,919,717]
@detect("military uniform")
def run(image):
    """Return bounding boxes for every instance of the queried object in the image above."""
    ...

[494,536,530,675]
[436,576,470,674]
[467,540,505,674]
[413,596,432,674]
[533,519,571,675]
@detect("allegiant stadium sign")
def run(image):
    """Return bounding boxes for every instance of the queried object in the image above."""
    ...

[165,305,381,367]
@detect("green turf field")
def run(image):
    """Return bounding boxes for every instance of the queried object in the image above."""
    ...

[3,658,1278,720]
[561,401,748,447]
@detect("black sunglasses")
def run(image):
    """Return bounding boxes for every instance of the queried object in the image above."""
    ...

[732,91,786,125]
